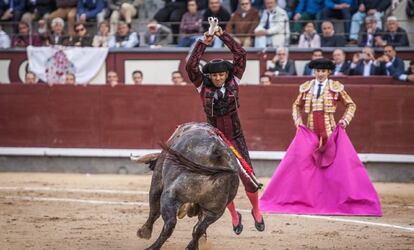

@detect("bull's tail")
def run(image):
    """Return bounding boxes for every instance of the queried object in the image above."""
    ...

[160,143,237,178]
[130,153,159,171]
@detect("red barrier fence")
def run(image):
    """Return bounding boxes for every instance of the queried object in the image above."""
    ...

[1,83,413,154]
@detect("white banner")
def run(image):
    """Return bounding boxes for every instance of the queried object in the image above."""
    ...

[27,46,109,84]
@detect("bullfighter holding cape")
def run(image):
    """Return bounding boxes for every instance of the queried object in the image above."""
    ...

[186,17,264,234]
[260,58,382,216]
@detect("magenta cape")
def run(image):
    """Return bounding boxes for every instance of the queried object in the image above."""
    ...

[260,125,382,216]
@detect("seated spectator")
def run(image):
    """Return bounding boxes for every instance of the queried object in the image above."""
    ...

[107,70,119,87]
[0,0,25,25]
[291,0,323,41]
[108,21,139,48]
[132,70,143,84]
[37,19,48,38]
[265,47,297,76]
[171,71,187,85]
[70,23,93,47]
[93,21,111,47]
[254,0,290,48]
[332,48,350,76]
[47,0,77,35]
[348,0,390,43]
[64,72,76,85]
[375,16,410,47]
[46,17,70,46]
[260,74,271,85]
[77,0,107,26]
[349,46,382,76]
[303,49,324,76]
[108,0,142,35]
[12,21,42,47]
[320,21,346,47]
[358,16,382,47]
[375,45,405,78]
[21,0,54,25]
[154,0,186,44]
[321,0,353,40]
[202,0,231,48]
[396,60,414,82]
[225,0,260,47]
[298,21,320,48]
[24,71,38,84]
[143,19,172,48]
[0,25,10,48]
[177,0,202,47]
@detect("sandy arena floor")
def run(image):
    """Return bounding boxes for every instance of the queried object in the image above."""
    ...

[0,173,413,250]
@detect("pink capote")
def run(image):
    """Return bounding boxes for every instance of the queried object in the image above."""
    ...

[260,125,382,216]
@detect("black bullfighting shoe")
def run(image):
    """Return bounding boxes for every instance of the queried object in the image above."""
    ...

[251,209,265,232]
[233,212,243,235]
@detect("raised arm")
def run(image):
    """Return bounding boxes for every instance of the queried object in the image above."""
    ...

[186,35,209,88]
[218,30,246,79]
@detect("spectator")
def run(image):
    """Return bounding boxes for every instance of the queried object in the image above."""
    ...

[388,0,414,46]
[47,0,77,35]
[291,0,323,41]
[303,48,323,76]
[332,48,350,76]
[202,0,231,48]
[396,60,414,82]
[132,70,143,84]
[37,19,48,38]
[77,0,107,26]
[358,15,382,47]
[24,71,38,84]
[70,23,93,46]
[298,21,321,48]
[171,71,187,85]
[260,74,271,85]
[0,0,25,25]
[320,20,346,47]
[320,0,354,40]
[0,25,11,48]
[107,70,119,86]
[349,46,382,76]
[265,47,297,76]
[225,0,260,47]
[21,0,54,25]
[143,19,172,48]
[108,0,142,34]
[375,16,410,47]
[12,21,42,47]
[46,17,70,46]
[93,21,111,47]
[64,72,76,85]
[108,21,139,48]
[375,44,405,78]
[348,0,390,43]
[177,0,202,47]
[154,0,186,44]
[254,0,290,48]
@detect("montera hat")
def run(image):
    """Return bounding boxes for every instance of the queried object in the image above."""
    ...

[309,58,336,70]
[202,59,234,74]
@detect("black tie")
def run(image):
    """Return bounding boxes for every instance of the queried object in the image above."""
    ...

[264,12,270,30]
[316,83,323,98]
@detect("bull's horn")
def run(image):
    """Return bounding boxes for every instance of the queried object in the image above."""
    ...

[130,153,159,163]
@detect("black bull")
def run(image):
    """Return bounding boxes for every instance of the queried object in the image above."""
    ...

[132,122,241,250]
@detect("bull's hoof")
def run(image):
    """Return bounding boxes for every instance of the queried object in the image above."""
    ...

[137,227,152,239]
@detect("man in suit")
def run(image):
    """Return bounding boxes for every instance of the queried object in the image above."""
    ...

[265,47,297,76]
[332,48,350,75]
[395,60,414,82]
[358,16,382,47]
[303,49,323,76]
[376,45,405,78]
[143,19,172,47]
[375,16,410,47]
[320,21,346,47]
[349,46,382,76]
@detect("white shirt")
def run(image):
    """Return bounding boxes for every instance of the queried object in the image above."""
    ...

[313,79,328,96]
[363,60,373,76]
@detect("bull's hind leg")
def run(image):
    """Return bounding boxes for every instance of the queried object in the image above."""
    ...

[186,211,221,250]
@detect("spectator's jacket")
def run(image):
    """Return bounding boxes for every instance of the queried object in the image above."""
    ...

[358,27,382,47]
[349,60,383,76]
[92,33,111,47]
[25,0,54,17]
[254,6,290,44]
[202,6,231,31]
[268,59,297,76]
[303,62,312,76]
[180,11,202,36]
[360,0,390,12]
[47,32,70,46]
[324,0,353,10]
[77,0,105,20]
[1,0,26,12]
[298,32,321,48]
[381,27,410,47]
[56,0,77,8]
[108,31,139,48]
[333,61,351,75]
[107,0,142,10]
[225,7,260,37]
[379,56,405,78]
[321,34,346,47]
[0,30,11,48]
[143,24,171,46]
[70,33,93,46]
[12,33,42,47]
[295,0,323,15]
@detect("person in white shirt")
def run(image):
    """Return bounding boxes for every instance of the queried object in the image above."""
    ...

[0,25,11,48]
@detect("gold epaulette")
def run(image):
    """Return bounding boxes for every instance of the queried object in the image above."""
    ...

[329,80,344,93]
[299,80,312,93]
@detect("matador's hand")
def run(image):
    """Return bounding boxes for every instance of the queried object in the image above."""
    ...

[202,32,214,45]
[338,120,347,128]
[214,26,224,37]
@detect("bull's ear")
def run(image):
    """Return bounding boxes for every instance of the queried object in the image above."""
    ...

[130,153,159,163]
[210,148,223,165]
